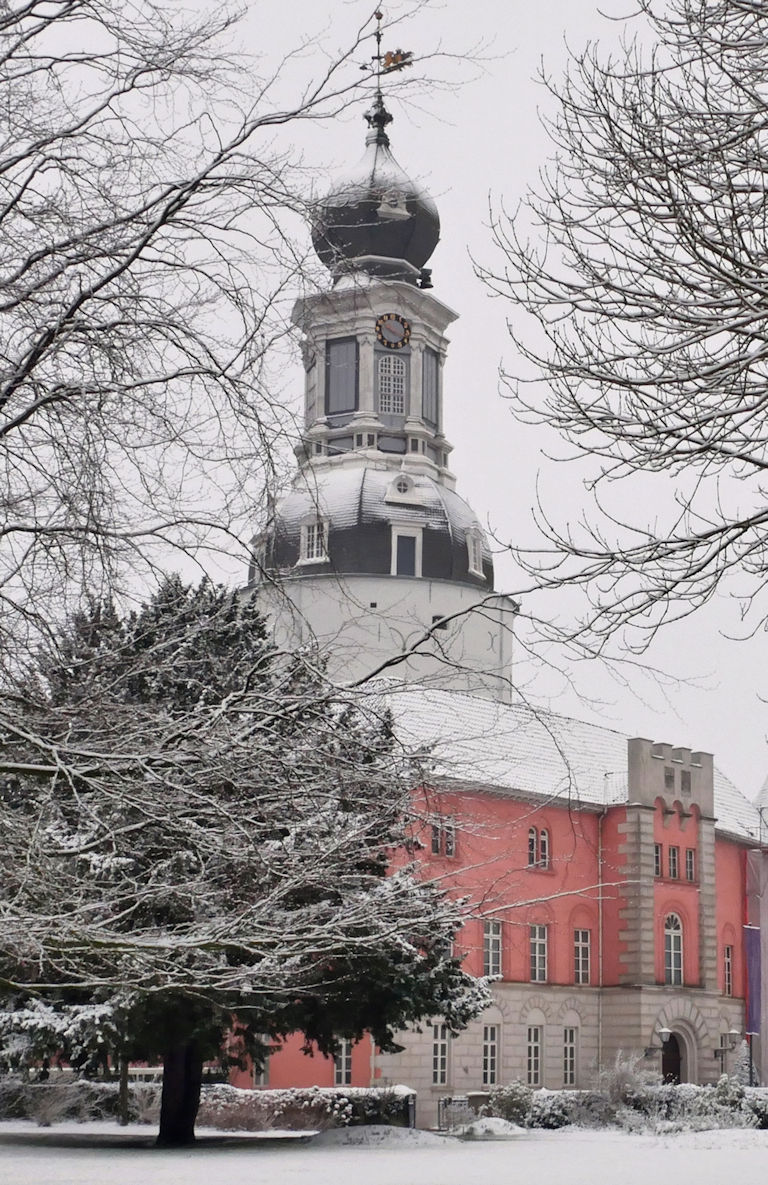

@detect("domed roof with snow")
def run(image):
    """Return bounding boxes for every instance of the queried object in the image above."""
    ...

[265,465,493,588]
[311,95,440,286]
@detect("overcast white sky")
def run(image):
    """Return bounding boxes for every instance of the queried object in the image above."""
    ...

[237,0,768,799]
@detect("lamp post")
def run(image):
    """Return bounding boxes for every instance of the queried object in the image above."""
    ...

[644,1026,672,1057]
[713,1028,741,1072]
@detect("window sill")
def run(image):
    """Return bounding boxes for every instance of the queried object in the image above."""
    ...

[526,864,555,874]
[295,555,330,567]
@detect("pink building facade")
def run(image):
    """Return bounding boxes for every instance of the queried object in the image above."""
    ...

[234,697,763,1111]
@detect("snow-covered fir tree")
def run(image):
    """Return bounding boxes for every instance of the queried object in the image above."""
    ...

[0,577,488,1145]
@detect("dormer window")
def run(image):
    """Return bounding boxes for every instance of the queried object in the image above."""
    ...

[248,536,267,586]
[384,474,424,506]
[391,526,422,576]
[299,517,329,564]
[377,353,408,415]
[466,527,485,577]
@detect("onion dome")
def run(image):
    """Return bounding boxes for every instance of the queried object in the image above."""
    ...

[262,466,493,589]
[311,95,440,287]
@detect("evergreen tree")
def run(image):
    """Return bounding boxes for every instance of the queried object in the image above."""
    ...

[0,577,487,1145]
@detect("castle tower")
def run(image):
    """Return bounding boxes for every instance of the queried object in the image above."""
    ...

[252,80,516,695]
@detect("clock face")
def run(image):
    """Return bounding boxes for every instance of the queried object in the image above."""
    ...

[376,313,411,349]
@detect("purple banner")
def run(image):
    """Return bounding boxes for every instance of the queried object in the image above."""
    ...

[745,925,761,1034]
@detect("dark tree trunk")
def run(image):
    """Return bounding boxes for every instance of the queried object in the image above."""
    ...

[157,1041,203,1147]
[118,1053,129,1126]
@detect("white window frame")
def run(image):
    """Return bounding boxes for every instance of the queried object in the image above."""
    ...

[563,1027,577,1087]
[483,919,502,978]
[530,924,548,983]
[466,528,484,578]
[539,828,550,869]
[685,848,696,882]
[574,928,590,985]
[654,843,662,877]
[253,1053,270,1087]
[299,517,329,564]
[664,913,683,986]
[668,845,679,879]
[377,352,408,415]
[724,944,733,997]
[528,827,537,867]
[482,1024,499,1087]
[334,1038,353,1085]
[431,816,456,858]
[527,1025,542,1087]
[390,525,422,577]
[432,1023,448,1085]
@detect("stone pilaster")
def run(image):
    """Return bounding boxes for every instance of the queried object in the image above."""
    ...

[616,804,657,985]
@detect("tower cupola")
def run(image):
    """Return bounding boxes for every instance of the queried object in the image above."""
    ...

[250,12,517,701]
[311,92,439,288]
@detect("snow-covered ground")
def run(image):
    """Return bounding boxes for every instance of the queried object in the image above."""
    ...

[1,1121,767,1185]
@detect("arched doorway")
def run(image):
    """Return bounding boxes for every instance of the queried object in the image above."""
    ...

[662,1033,682,1083]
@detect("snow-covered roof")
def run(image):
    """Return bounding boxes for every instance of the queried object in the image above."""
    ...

[381,686,762,843]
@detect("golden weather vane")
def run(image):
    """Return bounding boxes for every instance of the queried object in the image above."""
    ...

[359,9,414,144]
[361,9,414,86]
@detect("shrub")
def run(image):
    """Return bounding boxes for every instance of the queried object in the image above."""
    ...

[528,1089,572,1129]
[196,1084,414,1132]
[0,1078,118,1126]
[484,1081,532,1126]
[745,1088,768,1129]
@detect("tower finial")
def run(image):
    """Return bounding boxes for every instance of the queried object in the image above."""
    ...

[362,9,412,148]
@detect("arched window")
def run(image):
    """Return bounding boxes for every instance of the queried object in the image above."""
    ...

[527,826,551,869]
[664,914,683,985]
[377,354,407,415]
[528,827,537,867]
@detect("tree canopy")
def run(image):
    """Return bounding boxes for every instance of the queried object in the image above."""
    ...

[482,0,768,655]
[0,577,487,1143]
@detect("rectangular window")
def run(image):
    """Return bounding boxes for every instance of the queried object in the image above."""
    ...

[391,528,422,577]
[527,1025,542,1087]
[685,848,696,882]
[334,1038,352,1086]
[681,769,692,795]
[396,533,416,576]
[431,817,456,858]
[668,846,679,879]
[654,843,662,877]
[482,1024,498,1087]
[301,519,327,563]
[432,1023,448,1085]
[483,919,502,977]
[724,945,733,997]
[563,1027,577,1087]
[466,530,483,577]
[574,929,590,985]
[422,348,439,427]
[530,924,548,983]
[664,766,675,791]
[325,337,358,414]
